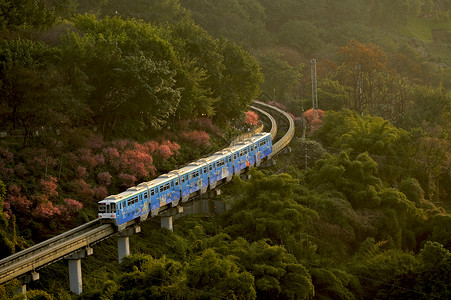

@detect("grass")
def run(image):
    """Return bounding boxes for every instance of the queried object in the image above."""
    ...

[395,17,451,41]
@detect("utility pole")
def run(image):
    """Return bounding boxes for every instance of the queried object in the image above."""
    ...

[310,59,318,120]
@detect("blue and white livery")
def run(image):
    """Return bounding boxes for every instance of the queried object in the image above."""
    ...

[98,132,272,229]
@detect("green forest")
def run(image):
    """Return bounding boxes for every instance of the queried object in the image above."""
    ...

[0,0,450,299]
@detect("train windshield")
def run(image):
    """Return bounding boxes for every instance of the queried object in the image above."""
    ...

[98,203,106,213]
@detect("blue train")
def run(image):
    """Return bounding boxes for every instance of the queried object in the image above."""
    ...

[98,132,272,229]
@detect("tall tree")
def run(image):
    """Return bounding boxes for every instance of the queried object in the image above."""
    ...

[338,40,389,115]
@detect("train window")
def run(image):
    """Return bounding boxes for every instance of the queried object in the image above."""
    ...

[171,181,174,188]
[228,156,232,162]
[203,167,207,173]
[99,204,106,213]
[209,165,212,171]
[160,186,164,192]
[166,183,170,190]
[143,192,148,199]
[151,189,155,196]
[234,153,237,160]
[175,179,179,186]
[181,177,185,183]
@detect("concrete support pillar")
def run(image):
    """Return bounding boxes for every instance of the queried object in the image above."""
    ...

[159,206,183,231]
[68,259,82,295]
[117,236,130,263]
[116,225,141,263]
[66,247,93,295]
[15,271,39,295]
[160,216,173,231]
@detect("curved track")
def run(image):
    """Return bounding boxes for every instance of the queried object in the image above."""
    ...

[0,100,295,285]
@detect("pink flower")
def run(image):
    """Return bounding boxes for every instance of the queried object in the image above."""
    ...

[87,135,105,149]
[34,200,61,218]
[180,130,211,147]
[144,141,159,153]
[77,166,87,179]
[119,173,137,187]
[97,171,112,186]
[40,176,58,196]
[70,179,95,201]
[102,147,120,161]
[94,186,109,200]
[158,144,173,160]
[245,111,259,126]
[64,198,83,212]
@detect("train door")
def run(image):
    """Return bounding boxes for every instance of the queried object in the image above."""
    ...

[248,145,255,166]
[201,166,208,189]
[227,155,233,176]
[208,162,216,185]
[181,174,189,198]
[150,187,159,211]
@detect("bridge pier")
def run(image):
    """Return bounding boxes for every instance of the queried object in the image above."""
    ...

[66,246,93,295]
[116,225,141,263]
[15,271,39,295]
[160,206,184,231]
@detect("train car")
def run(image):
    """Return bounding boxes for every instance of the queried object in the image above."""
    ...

[176,161,208,202]
[98,185,150,230]
[199,148,234,189]
[229,140,253,173]
[253,132,272,164]
[137,172,181,217]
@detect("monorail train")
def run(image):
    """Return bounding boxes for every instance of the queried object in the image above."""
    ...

[98,132,272,229]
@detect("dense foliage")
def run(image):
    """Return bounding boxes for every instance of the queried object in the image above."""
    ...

[0,0,450,299]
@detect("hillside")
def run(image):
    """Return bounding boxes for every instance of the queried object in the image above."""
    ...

[0,0,450,299]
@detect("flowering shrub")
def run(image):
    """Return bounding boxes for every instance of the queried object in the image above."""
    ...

[77,166,88,179]
[70,179,95,201]
[303,108,325,124]
[77,148,97,168]
[144,141,159,153]
[245,111,259,126]
[158,144,173,160]
[94,186,109,200]
[157,140,180,159]
[196,118,221,136]
[34,198,61,218]
[40,176,58,197]
[119,149,155,178]
[180,130,211,147]
[64,198,83,212]
[97,172,112,186]
[94,153,105,166]
[87,134,105,149]
[102,147,120,162]
[119,173,137,187]
[7,185,32,214]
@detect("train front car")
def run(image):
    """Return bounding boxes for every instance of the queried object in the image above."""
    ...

[98,185,150,230]
[98,196,118,222]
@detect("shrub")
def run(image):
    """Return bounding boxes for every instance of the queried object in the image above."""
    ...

[181,130,211,147]
[119,173,137,188]
[64,198,83,212]
[97,172,112,186]
[94,186,109,200]
[245,111,259,126]
[40,176,58,197]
